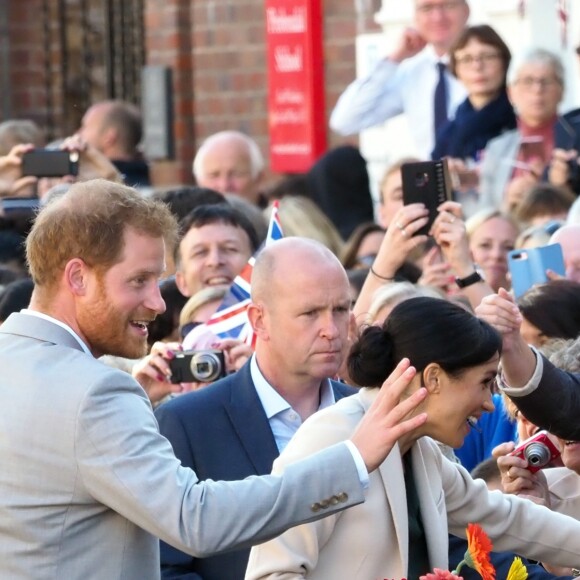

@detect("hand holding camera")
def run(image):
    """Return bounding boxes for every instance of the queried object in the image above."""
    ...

[493,438,554,505]
[508,430,561,473]
[168,350,226,384]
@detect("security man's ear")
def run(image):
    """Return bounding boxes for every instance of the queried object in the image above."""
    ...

[247,302,269,340]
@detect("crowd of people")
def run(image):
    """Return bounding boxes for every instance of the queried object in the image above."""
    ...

[2,0,580,579]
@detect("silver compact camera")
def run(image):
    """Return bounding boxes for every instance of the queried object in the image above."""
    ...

[169,350,226,383]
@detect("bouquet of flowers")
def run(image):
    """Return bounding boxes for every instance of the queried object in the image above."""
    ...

[419,524,528,580]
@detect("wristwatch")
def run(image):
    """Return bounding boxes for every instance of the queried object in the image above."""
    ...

[455,269,483,289]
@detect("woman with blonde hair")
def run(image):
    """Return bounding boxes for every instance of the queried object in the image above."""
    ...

[264,195,344,256]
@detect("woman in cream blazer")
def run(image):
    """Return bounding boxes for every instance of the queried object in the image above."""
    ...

[246,298,580,580]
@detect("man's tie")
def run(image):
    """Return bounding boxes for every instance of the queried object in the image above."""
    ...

[434,61,448,135]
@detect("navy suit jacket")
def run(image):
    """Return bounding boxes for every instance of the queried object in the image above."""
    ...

[154,361,355,580]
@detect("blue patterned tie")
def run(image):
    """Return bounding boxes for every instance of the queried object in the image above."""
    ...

[434,62,448,135]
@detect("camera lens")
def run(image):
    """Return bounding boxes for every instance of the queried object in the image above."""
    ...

[190,352,223,382]
[524,442,550,467]
[415,172,429,187]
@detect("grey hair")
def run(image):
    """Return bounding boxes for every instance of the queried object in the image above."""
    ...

[548,337,580,373]
[507,47,564,87]
[192,130,265,180]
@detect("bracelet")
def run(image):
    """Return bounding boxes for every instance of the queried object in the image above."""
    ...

[370,266,395,282]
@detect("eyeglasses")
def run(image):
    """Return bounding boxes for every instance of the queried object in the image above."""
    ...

[416,1,464,14]
[455,53,501,67]
[514,76,561,90]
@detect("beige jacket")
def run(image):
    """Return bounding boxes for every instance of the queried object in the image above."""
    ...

[246,388,580,580]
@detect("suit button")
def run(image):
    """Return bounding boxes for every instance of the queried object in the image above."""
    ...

[337,492,348,503]
[319,499,330,509]
[329,495,339,505]
[311,502,321,512]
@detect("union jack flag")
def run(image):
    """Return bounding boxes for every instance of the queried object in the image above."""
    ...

[204,200,283,345]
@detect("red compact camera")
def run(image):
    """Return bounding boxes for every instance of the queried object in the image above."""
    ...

[509,430,561,473]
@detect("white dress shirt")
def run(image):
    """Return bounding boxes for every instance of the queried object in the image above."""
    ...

[330,45,467,159]
[250,355,368,487]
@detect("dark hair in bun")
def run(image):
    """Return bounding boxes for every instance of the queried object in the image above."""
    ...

[348,325,395,388]
[348,297,501,388]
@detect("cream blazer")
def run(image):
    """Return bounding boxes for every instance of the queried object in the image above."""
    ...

[545,466,580,520]
[246,388,580,580]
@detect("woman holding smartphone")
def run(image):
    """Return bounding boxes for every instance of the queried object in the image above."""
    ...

[479,48,572,212]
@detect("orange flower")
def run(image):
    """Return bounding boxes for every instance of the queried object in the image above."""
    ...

[464,524,495,580]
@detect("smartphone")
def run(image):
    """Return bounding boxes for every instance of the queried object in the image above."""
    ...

[22,149,79,178]
[401,159,453,236]
[519,137,545,163]
[508,243,566,298]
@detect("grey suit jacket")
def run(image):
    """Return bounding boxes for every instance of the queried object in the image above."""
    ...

[478,128,520,211]
[0,313,364,580]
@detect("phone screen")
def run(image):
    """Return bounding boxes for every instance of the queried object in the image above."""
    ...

[520,138,545,164]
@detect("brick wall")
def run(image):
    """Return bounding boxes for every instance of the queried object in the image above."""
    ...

[6,0,48,130]
[3,0,368,186]
[147,0,364,186]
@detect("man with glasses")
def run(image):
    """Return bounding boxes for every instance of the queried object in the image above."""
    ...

[330,0,470,159]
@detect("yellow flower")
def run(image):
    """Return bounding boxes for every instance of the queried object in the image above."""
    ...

[506,557,528,580]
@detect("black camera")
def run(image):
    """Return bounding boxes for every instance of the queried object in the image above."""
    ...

[168,349,226,384]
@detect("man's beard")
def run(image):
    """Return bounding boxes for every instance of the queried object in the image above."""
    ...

[78,278,154,359]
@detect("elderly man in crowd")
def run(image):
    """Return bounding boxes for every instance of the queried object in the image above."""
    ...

[192,131,267,207]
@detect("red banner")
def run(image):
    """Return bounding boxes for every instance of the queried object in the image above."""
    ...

[265,0,326,173]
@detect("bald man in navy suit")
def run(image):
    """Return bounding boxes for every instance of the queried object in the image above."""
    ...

[156,239,358,580]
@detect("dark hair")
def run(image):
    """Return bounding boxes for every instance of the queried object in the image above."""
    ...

[471,457,501,484]
[0,277,34,322]
[348,297,501,388]
[449,25,511,82]
[178,203,260,253]
[152,186,226,223]
[514,183,574,224]
[0,229,26,268]
[518,280,580,340]
[267,174,309,199]
[340,222,385,270]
